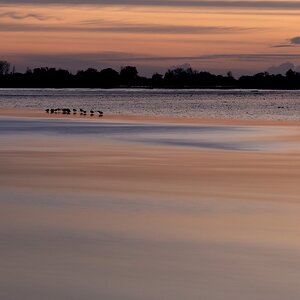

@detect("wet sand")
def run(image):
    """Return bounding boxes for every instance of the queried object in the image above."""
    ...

[1,107,300,125]
[1,109,300,300]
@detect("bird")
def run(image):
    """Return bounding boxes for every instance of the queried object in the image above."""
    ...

[73,109,77,114]
[97,110,104,117]
[50,109,55,114]
[45,109,50,113]
[62,108,71,114]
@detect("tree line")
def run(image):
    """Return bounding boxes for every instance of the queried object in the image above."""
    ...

[1,60,300,89]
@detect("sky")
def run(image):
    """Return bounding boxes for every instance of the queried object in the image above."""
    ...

[1,0,300,76]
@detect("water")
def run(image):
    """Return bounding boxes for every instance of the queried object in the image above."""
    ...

[1,115,300,300]
[1,88,300,120]
[1,89,300,300]
[0,116,283,151]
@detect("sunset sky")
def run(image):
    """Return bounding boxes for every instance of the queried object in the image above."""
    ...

[1,0,300,75]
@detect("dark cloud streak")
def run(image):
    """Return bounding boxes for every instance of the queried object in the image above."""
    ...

[7,51,300,64]
[0,11,57,20]
[0,21,258,34]
[103,53,300,62]
[271,36,300,48]
[290,37,300,44]
[271,44,294,48]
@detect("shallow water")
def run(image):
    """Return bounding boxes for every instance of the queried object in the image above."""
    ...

[0,88,300,120]
[0,116,295,151]
[1,116,300,300]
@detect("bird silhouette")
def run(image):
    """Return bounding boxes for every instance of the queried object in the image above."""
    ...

[62,108,71,114]
[97,110,104,117]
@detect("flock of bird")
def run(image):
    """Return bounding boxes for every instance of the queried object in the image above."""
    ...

[45,108,104,117]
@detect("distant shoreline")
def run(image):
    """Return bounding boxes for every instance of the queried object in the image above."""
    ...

[1,62,300,89]
[0,86,300,90]
[1,87,300,92]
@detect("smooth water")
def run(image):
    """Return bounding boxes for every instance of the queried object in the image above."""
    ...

[1,115,300,300]
[0,116,295,151]
[1,88,300,120]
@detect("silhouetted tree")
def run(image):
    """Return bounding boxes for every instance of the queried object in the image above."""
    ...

[120,66,138,86]
[76,68,100,87]
[0,60,10,75]
[152,73,164,87]
[227,71,233,78]
[1,59,300,89]
[286,69,296,78]
[99,68,120,87]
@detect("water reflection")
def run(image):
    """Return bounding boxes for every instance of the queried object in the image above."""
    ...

[0,117,278,151]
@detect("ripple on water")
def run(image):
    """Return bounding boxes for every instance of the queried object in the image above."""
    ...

[0,88,300,120]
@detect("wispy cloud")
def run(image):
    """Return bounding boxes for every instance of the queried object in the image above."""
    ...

[8,51,300,63]
[1,0,300,10]
[0,11,58,20]
[0,20,259,34]
[102,53,300,62]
